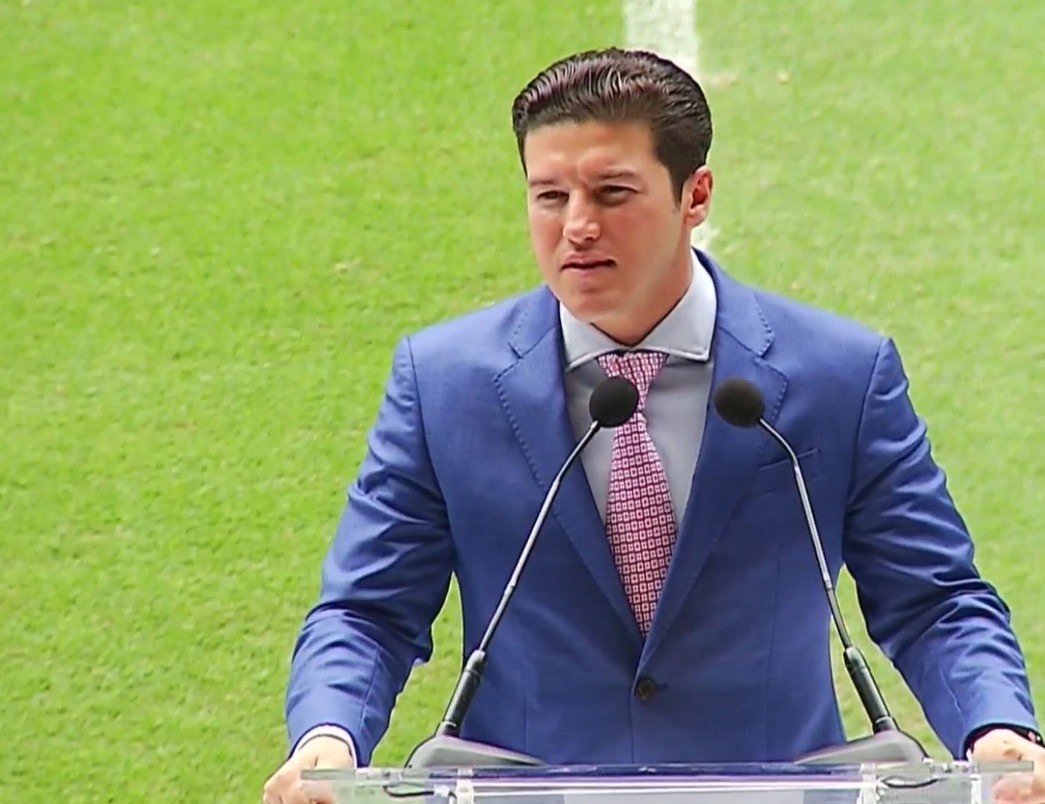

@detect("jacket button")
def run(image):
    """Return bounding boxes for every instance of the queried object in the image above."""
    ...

[634,676,657,701]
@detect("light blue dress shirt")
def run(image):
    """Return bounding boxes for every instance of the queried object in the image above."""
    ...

[560,252,718,524]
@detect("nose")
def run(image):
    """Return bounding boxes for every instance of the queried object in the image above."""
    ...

[562,195,600,244]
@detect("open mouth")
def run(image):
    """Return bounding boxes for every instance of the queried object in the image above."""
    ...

[563,259,615,270]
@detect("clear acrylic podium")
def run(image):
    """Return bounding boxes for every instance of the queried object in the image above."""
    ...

[303,761,1032,803]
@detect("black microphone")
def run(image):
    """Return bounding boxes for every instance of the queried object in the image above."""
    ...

[405,376,640,768]
[713,377,926,765]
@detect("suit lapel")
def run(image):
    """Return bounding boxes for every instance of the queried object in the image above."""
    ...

[642,256,788,664]
[494,288,642,646]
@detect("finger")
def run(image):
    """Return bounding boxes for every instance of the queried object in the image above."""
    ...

[997,790,1044,804]
[302,779,335,804]
[297,761,335,804]
[291,781,335,804]
[993,771,1036,804]
[262,772,281,804]
[263,776,308,804]
[263,765,301,804]
[263,780,288,804]
[261,780,282,804]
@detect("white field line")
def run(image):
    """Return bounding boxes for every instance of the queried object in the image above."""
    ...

[623,0,717,252]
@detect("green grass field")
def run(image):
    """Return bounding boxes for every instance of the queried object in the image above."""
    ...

[2,1,1042,800]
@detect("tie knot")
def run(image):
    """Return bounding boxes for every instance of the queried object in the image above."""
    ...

[597,350,667,411]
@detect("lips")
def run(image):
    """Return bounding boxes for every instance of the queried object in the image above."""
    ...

[562,257,616,270]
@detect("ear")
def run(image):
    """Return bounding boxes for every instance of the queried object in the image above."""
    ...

[681,166,713,228]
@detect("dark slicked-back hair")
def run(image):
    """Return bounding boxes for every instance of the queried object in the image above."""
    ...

[511,48,712,200]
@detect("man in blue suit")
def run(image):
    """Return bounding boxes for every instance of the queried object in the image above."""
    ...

[263,48,1043,803]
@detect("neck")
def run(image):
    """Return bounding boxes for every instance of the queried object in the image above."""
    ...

[596,250,693,346]
[596,289,687,346]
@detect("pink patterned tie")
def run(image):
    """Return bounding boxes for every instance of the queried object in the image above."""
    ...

[597,350,676,636]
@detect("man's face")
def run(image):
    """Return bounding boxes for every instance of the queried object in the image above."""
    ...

[523,120,711,345]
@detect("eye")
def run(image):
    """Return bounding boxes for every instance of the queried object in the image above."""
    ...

[600,185,633,202]
[536,190,568,202]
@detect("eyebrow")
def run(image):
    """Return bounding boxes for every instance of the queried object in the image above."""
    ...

[595,170,642,181]
[527,178,561,188]
[527,170,642,188]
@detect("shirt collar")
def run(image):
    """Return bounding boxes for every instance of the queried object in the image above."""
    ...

[559,249,717,371]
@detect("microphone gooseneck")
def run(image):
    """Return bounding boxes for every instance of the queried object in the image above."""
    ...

[407,376,639,768]
[713,377,925,763]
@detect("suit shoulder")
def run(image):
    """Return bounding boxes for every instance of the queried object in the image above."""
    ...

[741,283,899,397]
[401,285,549,365]
[753,285,887,358]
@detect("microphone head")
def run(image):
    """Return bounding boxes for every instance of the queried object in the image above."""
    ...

[713,377,766,428]
[589,376,639,428]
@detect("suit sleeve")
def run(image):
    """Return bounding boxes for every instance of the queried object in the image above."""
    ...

[284,336,454,765]
[842,337,1038,757]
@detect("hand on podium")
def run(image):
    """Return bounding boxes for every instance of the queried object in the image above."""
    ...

[262,734,354,804]
[970,728,1045,804]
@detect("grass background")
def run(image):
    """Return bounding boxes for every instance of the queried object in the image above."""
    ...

[1,0,1041,800]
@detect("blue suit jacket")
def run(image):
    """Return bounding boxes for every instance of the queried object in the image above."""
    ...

[286,252,1037,765]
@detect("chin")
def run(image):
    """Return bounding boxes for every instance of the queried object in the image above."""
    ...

[557,297,612,325]
[555,285,620,318]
